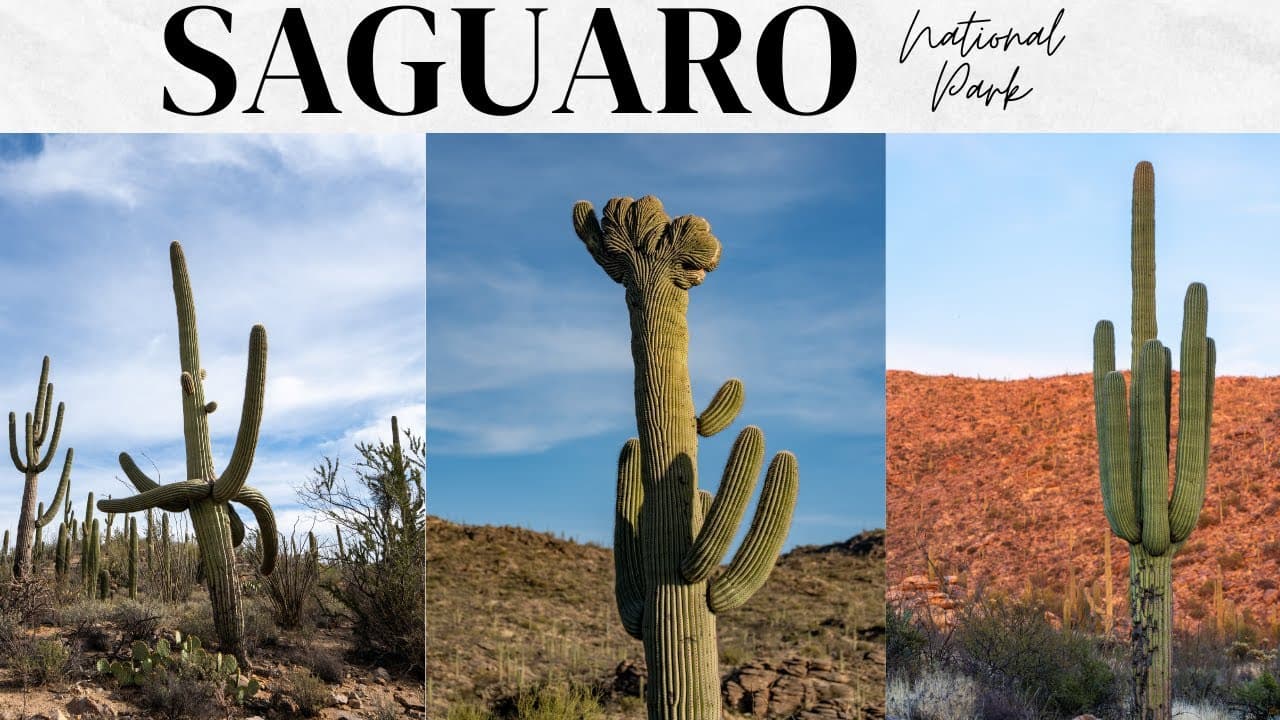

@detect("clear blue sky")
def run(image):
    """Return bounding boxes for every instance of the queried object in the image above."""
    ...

[0,134,425,541]
[888,134,1280,379]
[427,134,886,549]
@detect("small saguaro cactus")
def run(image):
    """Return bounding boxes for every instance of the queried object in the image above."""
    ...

[97,242,277,668]
[1093,162,1216,720]
[55,521,68,582]
[128,516,138,599]
[85,518,100,600]
[573,197,799,720]
[8,356,73,580]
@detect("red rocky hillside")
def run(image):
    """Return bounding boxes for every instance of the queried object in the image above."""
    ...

[887,369,1280,634]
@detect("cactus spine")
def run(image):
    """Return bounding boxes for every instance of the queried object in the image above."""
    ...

[574,197,799,720]
[1093,162,1216,720]
[97,242,276,668]
[8,356,73,579]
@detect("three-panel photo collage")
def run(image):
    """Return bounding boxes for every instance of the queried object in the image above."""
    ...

[0,132,1271,720]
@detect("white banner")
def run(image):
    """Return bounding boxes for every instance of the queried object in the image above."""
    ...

[2,1,1276,131]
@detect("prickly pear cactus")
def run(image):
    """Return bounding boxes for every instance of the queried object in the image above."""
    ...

[573,196,799,720]
[8,356,73,579]
[1093,162,1216,720]
[97,242,277,668]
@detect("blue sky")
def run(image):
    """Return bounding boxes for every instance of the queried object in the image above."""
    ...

[0,134,425,541]
[427,134,886,549]
[888,134,1280,379]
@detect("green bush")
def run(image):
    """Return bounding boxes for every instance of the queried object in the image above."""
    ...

[955,596,1117,717]
[512,683,603,720]
[12,636,69,686]
[289,668,331,717]
[1231,671,1280,720]
[887,606,928,680]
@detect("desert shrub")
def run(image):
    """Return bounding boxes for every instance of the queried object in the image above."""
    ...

[299,419,425,670]
[955,596,1117,718]
[512,682,603,720]
[11,636,70,686]
[60,599,111,652]
[246,528,320,629]
[242,596,280,653]
[109,598,163,642]
[139,661,227,720]
[305,649,344,684]
[1230,671,1280,720]
[289,668,331,716]
[885,671,979,720]
[887,606,928,680]
[175,604,217,646]
[0,577,54,628]
[447,703,494,720]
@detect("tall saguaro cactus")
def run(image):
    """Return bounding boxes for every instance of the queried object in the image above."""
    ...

[97,241,277,667]
[574,197,799,720]
[8,356,73,579]
[1093,162,1216,720]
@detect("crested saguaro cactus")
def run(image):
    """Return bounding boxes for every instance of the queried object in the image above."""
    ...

[1093,162,1216,720]
[8,356,73,579]
[574,197,799,720]
[97,241,277,667]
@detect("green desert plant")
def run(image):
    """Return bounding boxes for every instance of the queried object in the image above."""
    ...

[300,416,424,668]
[97,241,277,668]
[246,527,320,629]
[573,196,799,720]
[8,356,73,580]
[1093,161,1216,720]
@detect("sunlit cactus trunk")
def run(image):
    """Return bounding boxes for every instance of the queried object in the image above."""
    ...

[574,197,799,720]
[1093,162,1215,720]
[97,242,277,668]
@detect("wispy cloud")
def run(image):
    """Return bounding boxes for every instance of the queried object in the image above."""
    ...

[0,134,424,539]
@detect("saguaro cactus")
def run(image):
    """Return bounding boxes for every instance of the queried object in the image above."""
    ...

[128,517,138,599]
[574,197,799,720]
[8,356,73,579]
[1093,162,1216,720]
[97,242,277,667]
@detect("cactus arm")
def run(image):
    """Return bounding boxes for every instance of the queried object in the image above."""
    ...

[33,403,64,473]
[680,425,765,583]
[1169,284,1211,544]
[24,413,34,469]
[232,487,276,575]
[118,452,188,512]
[707,451,798,613]
[32,357,49,443]
[34,449,72,528]
[9,413,26,473]
[613,438,644,640]
[572,201,627,284]
[696,489,713,523]
[212,325,267,503]
[119,452,160,492]
[98,480,210,514]
[1099,373,1142,543]
[1137,340,1171,556]
[696,379,744,438]
[227,504,245,547]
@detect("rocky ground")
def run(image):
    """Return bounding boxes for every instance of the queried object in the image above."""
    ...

[0,602,424,720]
[887,370,1280,637]
[426,517,886,719]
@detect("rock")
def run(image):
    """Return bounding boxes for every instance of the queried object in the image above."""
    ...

[395,693,427,712]
[28,712,70,720]
[373,667,391,684]
[722,658,863,719]
[332,692,349,705]
[613,659,646,697]
[66,696,115,718]
[347,696,363,709]
[271,690,300,715]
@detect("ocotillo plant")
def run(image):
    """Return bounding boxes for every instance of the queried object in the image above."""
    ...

[1093,161,1216,720]
[8,356,73,579]
[574,197,799,720]
[97,241,277,667]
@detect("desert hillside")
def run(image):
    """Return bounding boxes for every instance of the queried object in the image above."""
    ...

[426,517,886,719]
[887,369,1280,633]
